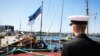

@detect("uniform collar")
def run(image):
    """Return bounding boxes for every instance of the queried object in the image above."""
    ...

[75,33,88,39]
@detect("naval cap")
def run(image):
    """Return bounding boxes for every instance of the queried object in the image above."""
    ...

[68,15,89,25]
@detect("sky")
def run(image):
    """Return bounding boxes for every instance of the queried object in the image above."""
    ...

[0,0,100,33]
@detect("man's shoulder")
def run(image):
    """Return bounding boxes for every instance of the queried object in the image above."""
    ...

[63,36,91,47]
[63,36,100,48]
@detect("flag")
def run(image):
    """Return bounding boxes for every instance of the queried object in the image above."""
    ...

[28,5,42,25]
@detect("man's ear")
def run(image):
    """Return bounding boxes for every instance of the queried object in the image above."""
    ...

[73,25,77,33]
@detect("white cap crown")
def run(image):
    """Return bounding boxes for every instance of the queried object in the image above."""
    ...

[68,15,89,21]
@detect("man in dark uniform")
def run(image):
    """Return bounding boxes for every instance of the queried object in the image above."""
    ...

[62,15,100,56]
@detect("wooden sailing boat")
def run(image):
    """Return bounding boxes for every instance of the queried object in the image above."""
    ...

[0,0,65,55]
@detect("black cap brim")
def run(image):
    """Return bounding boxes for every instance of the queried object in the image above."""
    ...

[70,21,87,26]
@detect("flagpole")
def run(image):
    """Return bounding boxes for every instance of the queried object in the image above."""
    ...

[30,25,32,33]
[40,1,43,40]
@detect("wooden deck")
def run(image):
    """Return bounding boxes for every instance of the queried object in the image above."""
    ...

[7,52,61,56]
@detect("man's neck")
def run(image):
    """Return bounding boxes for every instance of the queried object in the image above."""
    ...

[74,33,78,36]
[74,32,85,37]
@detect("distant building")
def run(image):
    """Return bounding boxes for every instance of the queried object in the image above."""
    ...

[0,25,14,32]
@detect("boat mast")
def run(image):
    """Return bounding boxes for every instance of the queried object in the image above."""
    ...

[19,20,22,32]
[59,0,64,44]
[86,0,89,15]
[40,1,43,40]
[85,0,89,35]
